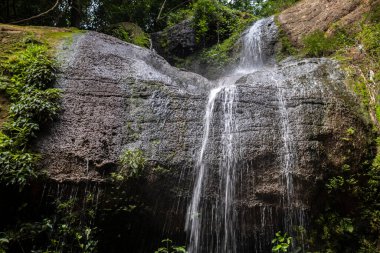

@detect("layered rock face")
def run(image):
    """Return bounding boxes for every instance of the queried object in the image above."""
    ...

[37,32,211,182]
[278,0,380,45]
[36,26,371,252]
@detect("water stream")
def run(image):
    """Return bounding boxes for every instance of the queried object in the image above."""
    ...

[186,16,301,252]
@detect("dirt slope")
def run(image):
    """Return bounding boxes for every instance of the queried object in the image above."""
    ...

[278,0,379,45]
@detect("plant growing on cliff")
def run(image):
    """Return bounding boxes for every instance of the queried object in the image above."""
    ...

[271,231,292,253]
[154,238,187,253]
[0,38,60,189]
[308,128,380,252]
[103,23,150,48]
[112,148,146,181]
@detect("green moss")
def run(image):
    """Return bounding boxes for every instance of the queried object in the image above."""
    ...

[104,22,150,48]
[0,25,82,52]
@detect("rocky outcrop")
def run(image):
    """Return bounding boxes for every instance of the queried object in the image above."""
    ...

[151,19,199,63]
[278,0,380,45]
[35,29,373,251]
[37,31,211,182]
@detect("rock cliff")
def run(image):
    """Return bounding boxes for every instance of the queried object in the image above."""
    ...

[34,26,372,251]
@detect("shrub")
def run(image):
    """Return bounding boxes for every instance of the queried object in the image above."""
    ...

[192,0,241,46]
[200,14,256,67]
[302,30,334,57]
[104,22,150,48]
[112,149,146,181]
[271,231,292,253]
[154,238,187,253]
[0,40,60,188]
[358,23,380,58]
[167,9,193,27]
[302,28,353,58]
[4,44,55,90]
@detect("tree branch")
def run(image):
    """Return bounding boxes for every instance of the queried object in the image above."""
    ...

[10,0,60,24]
[156,0,167,21]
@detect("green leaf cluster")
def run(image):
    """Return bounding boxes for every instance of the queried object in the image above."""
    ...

[309,129,380,252]
[1,196,98,253]
[154,238,187,253]
[253,0,300,17]
[0,40,60,189]
[112,149,146,181]
[271,231,292,253]
[103,22,151,48]
[199,13,256,67]
[302,28,353,58]
[192,0,243,46]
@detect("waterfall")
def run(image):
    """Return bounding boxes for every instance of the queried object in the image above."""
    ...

[186,16,302,252]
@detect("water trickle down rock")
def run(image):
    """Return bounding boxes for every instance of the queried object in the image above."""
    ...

[36,17,372,253]
[186,18,276,253]
[185,16,371,253]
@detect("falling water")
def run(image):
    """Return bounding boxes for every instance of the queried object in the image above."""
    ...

[270,72,298,233]
[186,18,271,253]
[186,86,224,253]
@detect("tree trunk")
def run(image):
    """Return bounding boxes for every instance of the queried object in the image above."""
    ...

[6,0,10,21]
[70,0,81,27]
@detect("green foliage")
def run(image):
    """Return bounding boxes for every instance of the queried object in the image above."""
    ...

[167,9,193,28]
[302,30,335,57]
[271,231,292,253]
[253,0,300,17]
[42,198,98,253]
[0,39,60,188]
[275,18,296,61]
[200,14,256,67]
[104,23,150,48]
[192,0,243,46]
[302,27,353,57]
[346,127,355,136]
[0,233,9,253]
[112,149,146,181]
[3,44,56,90]
[308,129,380,252]
[357,23,380,58]
[0,151,39,187]
[154,238,187,253]
[1,196,98,253]
[366,2,380,23]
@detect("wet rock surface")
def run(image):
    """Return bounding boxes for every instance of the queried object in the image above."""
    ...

[36,31,212,182]
[36,30,372,252]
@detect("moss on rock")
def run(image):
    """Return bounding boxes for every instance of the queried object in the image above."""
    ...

[102,22,150,48]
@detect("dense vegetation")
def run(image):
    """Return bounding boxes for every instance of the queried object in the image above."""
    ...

[0,37,60,188]
[300,5,380,252]
[266,2,380,252]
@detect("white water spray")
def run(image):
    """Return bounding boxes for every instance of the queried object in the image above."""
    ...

[186,18,271,253]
